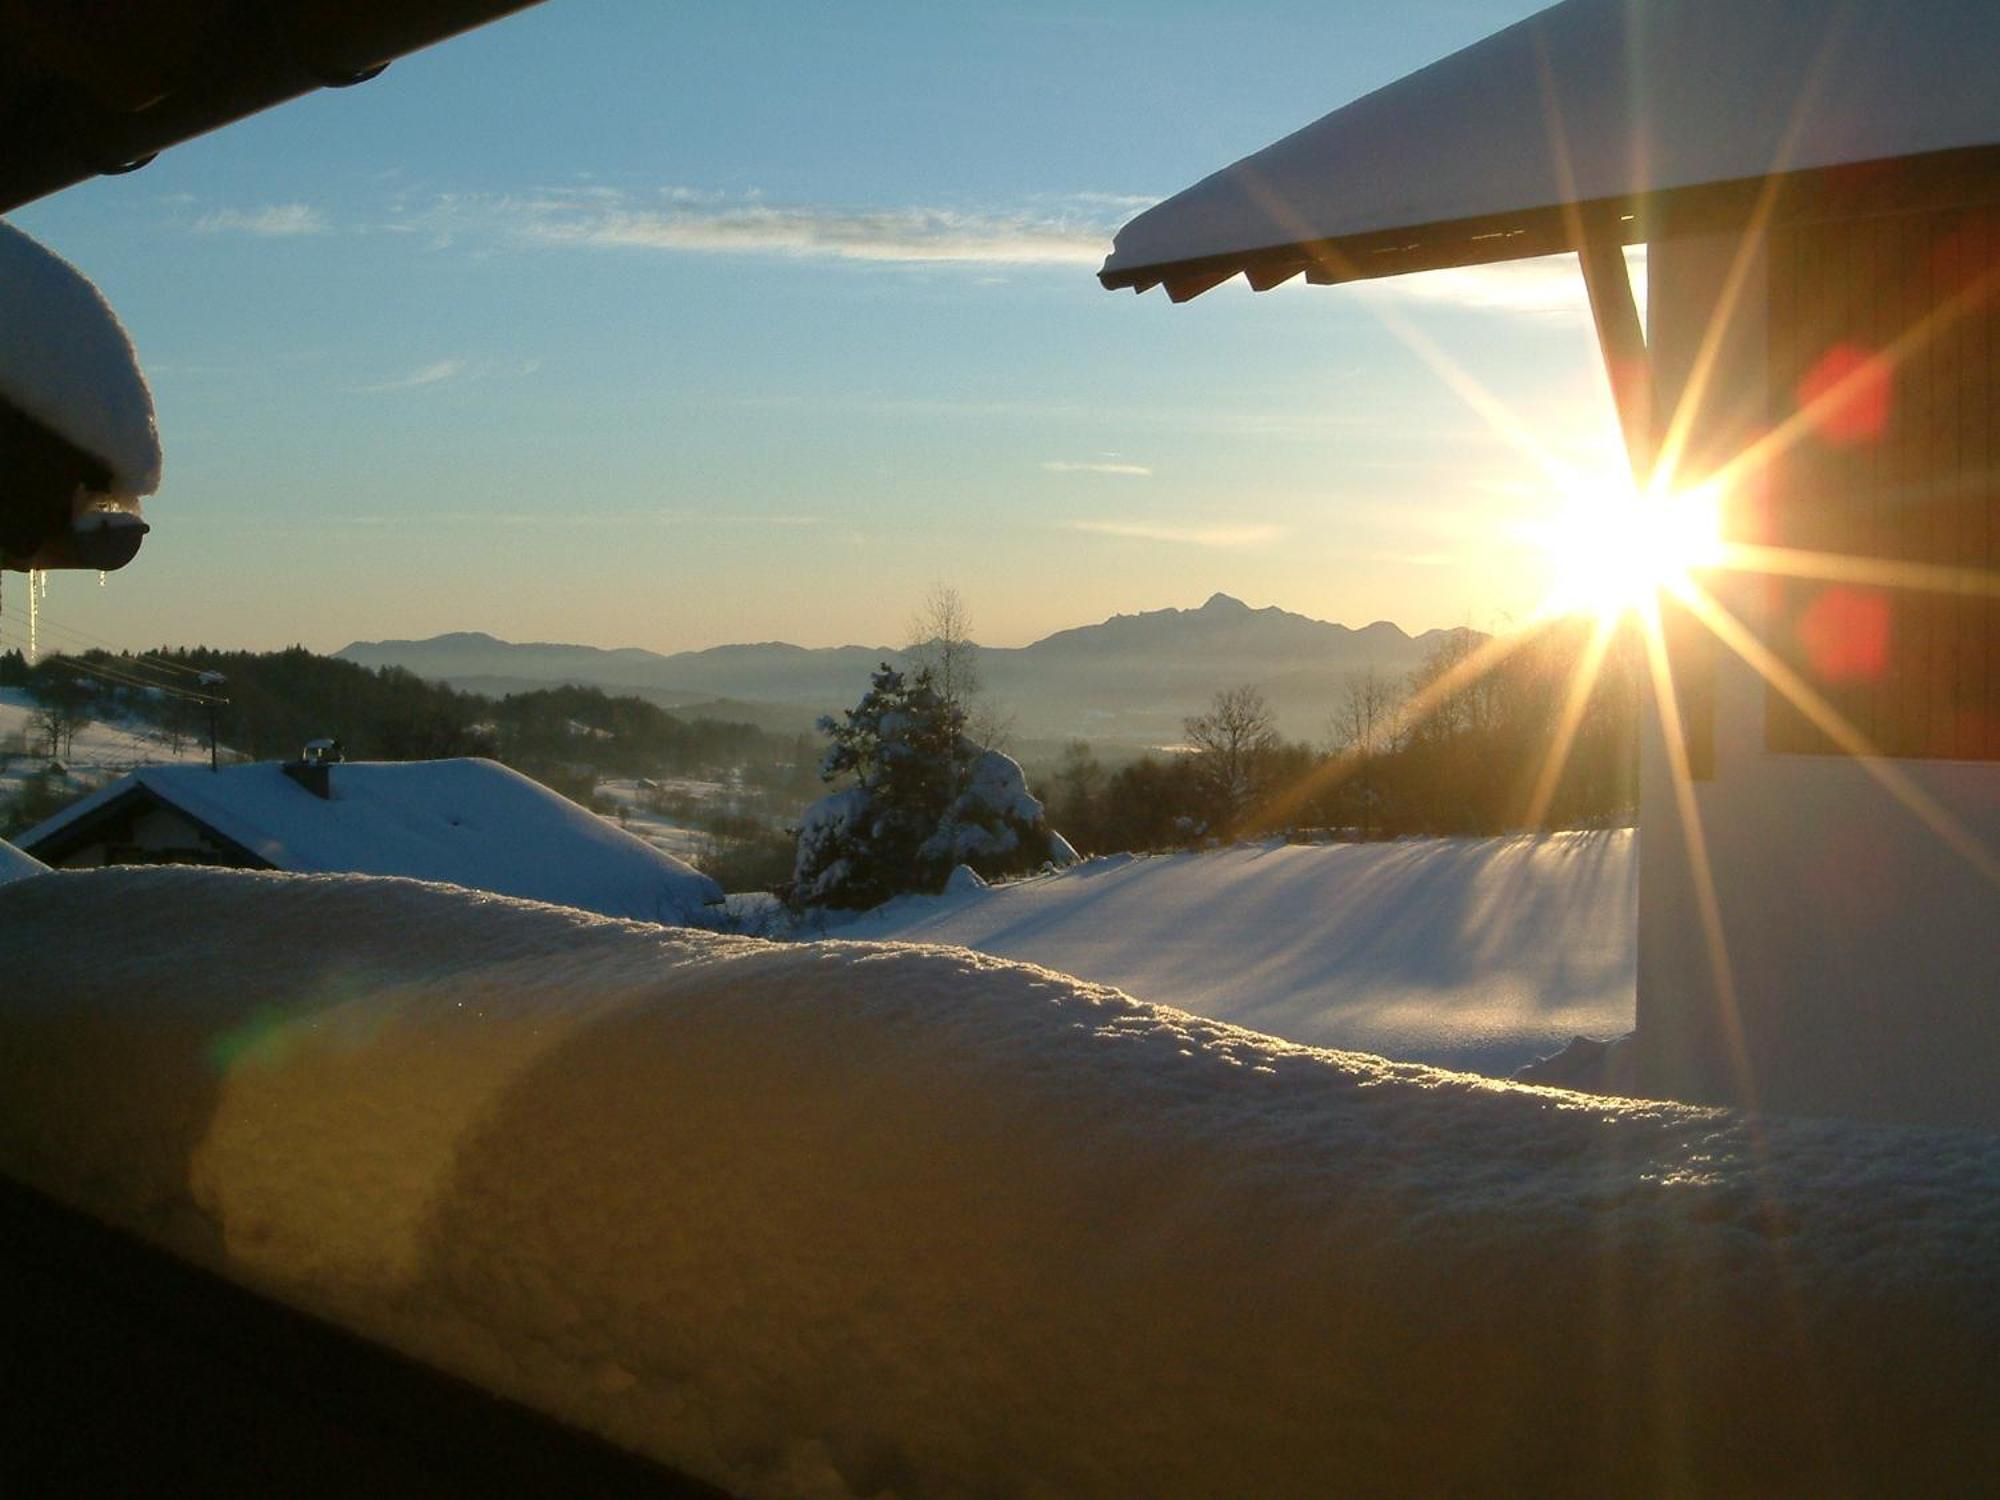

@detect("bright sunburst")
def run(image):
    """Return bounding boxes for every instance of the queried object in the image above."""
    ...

[1534,471,1727,622]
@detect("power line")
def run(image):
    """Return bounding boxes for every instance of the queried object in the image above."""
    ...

[75,657,227,706]
[0,597,213,680]
[0,613,222,696]
[1,631,229,706]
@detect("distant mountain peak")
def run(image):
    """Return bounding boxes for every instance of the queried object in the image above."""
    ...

[1199,592,1249,613]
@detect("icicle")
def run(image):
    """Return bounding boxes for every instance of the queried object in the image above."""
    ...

[27,568,39,664]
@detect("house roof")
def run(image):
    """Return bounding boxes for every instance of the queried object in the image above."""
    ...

[1100,0,2000,301]
[19,758,723,925]
[0,1,545,215]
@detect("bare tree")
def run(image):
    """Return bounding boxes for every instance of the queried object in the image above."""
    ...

[905,583,1011,750]
[905,583,980,710]
[28,671,91,759]
[1328,668,1397,837]
[1183,684,1278,839]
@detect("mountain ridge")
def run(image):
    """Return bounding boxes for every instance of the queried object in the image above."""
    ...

[338,595,1467,742]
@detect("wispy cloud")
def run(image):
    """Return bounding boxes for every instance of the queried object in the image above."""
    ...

[347,357,539,394]
[1042,459,1152,477]
[193,203,329,238]
[324,508,829,531]
[404,187,1128,268]
[1062,518,1282,549]
[353,358,468,393]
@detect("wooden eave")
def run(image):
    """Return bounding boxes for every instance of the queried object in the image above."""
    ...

[0,0,546,215]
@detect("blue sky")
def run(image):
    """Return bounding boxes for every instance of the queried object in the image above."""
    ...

[7,0,1628,655]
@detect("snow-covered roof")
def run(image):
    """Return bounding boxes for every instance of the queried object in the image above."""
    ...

[0,221,161,499]
[1101,0,2000,299]
[19,758,721,925]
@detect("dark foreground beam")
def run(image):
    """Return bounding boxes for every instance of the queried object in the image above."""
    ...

[0,1175,726,1498]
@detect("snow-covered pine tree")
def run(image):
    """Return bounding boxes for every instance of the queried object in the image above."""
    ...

[788,662,1067,911]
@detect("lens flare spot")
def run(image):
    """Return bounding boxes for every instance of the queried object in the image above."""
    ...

[1797,585,1891,682]
[1797,343,1892,446]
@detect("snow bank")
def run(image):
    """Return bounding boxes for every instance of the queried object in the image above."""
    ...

[0,221,161,499]
[842,832,1636,1074]
[0,836,45,884]
[1,867,1995,1498]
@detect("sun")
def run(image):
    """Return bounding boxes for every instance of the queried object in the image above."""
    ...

[1533,470,1727,622]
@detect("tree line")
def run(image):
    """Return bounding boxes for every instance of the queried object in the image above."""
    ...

[1036,617,1641,855]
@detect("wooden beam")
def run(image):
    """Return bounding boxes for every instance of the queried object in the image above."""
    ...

[1578,222,1652,478]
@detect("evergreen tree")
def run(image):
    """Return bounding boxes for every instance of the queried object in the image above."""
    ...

[789,662,1061,911]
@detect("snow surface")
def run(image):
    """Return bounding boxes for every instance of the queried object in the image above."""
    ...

[1,867,1995,1497]
[19,758,721,925]
[0,836,44,884]
[0,221,161,498]
[836,832,1635,1075]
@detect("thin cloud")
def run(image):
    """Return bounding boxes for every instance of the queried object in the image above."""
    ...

[1042,460,1152,477]
[352,359,468,393]
[1063,519,1282,549]
[410,188,1130,267]
[193,203,330,238]
[347,357,539,394]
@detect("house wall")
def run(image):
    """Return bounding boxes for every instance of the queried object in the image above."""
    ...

[1637,226,2000,1129]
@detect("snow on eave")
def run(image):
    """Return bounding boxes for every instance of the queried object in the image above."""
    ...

[0,837,46,884]
[0,221,161,499]
[1100,0,2000,299]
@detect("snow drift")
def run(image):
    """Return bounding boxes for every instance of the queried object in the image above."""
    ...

[1,867,1995,1497]
[841,832,1636,1074]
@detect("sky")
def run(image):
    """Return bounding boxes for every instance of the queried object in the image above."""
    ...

[6,0,1633,657]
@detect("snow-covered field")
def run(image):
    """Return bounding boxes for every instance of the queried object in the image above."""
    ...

[1,867,1994,1498]
[0,685,214,805]
[594,775,727,862]
[834,831,1635,1075]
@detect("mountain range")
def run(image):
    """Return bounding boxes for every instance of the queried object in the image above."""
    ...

[338,594,1466,745]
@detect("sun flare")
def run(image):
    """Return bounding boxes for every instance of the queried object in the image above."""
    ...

[1535,473,1727,622]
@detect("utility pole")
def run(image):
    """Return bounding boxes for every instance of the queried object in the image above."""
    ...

[198,670,226,771]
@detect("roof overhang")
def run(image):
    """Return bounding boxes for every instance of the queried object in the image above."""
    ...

[1100,0,2000,302]
[0,0,547,215]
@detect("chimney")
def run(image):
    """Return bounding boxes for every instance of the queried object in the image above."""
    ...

[282,738,342,799]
